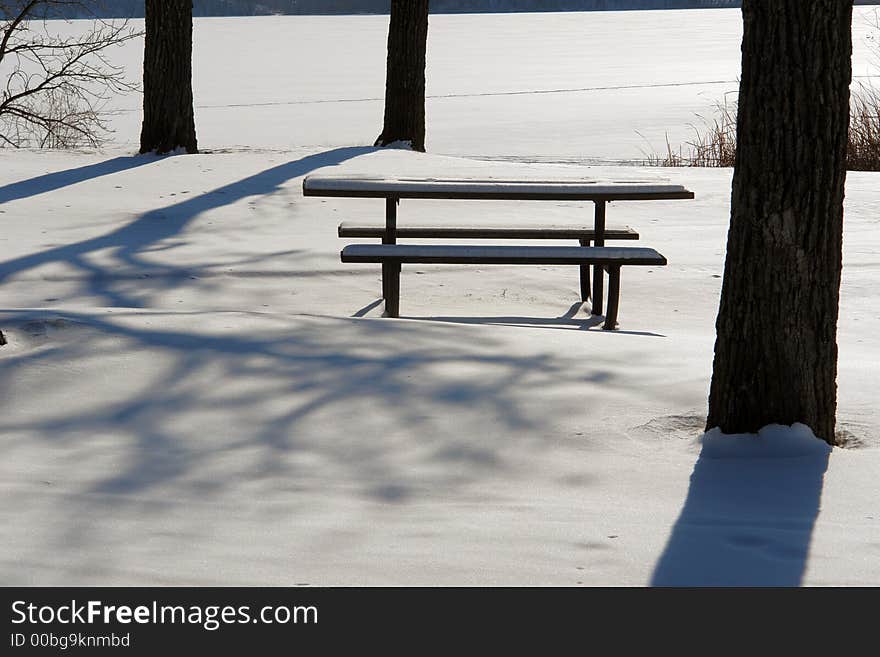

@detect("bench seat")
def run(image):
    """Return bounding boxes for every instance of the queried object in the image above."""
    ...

[338,222,639,241]
[341,244,665,266]
[341,244,666,329]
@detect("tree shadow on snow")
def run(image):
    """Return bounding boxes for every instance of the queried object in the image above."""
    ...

[651,438,831,586]
[0,308,610,497]
[0,156,159,205]
[0,307,633,581]
[0,146,372,307]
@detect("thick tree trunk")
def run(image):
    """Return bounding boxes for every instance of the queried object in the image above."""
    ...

[706,0,853,444]
[375,0,429,152]
[139,0,198,154]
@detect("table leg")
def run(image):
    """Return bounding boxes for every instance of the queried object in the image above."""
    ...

[591,200,606,315]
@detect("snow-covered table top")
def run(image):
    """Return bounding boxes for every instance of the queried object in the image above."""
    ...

[303,174,694,201]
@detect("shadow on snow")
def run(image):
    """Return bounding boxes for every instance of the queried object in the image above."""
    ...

[0,156,158,205]
[651,441,830,586]
[0,147,372,307]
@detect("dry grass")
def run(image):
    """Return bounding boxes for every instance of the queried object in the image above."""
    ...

[641,94,737,168]
[847,83,880,171]
[646,85,880,172]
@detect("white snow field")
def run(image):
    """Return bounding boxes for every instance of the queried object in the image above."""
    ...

[1,9,879,586]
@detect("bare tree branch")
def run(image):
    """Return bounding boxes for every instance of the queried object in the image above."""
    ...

[0,0,141,148]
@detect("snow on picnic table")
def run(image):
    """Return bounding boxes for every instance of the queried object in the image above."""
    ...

[302,151,692,197]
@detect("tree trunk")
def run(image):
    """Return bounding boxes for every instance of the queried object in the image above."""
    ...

[375,0,429,152]
[139,0,198,154]
[706,0,853,444]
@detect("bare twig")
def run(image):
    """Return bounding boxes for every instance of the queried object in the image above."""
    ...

[0,1,141,148]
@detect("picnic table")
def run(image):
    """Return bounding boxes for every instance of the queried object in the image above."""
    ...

[303,173,694,328]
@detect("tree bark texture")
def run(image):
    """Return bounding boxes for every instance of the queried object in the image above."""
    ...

[706,0,853,444]
[140,0,198,154]
[375,0,429,152]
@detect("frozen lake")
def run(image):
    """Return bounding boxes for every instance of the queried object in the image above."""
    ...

[90,7,880,162]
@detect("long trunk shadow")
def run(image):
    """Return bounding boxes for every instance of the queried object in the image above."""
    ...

[651,431,831,586]
[0,156,159,205]
[0,146,372,306]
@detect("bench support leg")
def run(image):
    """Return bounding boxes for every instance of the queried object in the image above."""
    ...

[381,266,391,303]
[591,200,606,315]
[579,239,591,303]
[382,262,402,316]
[385,261,401,318]
[603,265,621,330]
[382,196,399,316]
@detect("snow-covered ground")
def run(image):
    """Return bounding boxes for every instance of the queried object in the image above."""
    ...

[1,9,878,586]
